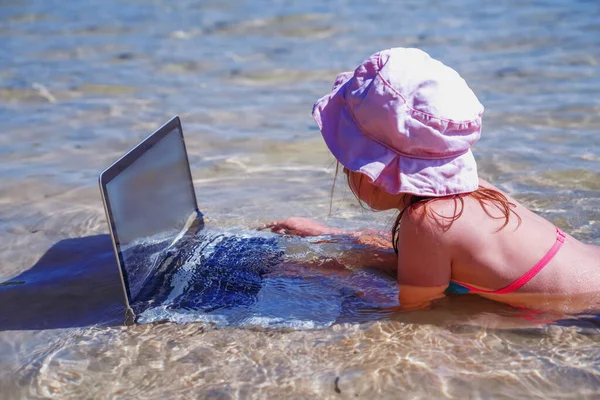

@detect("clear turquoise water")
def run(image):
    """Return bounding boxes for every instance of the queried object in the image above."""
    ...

[1,0,600,398]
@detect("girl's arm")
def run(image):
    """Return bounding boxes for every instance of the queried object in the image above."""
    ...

[394,208,452,309]
[261,217,391,246]
[261,217,396,275]
[260,217,345,237]
[262,212,452,309]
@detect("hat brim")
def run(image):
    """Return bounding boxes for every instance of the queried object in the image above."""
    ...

[312,76,479,197]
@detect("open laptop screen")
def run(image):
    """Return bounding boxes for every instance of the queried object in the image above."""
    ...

[99,116,200,308]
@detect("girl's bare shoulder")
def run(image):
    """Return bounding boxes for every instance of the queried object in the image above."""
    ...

[405,197,469,231]
[401,199,461,242]
[402,193,505,247]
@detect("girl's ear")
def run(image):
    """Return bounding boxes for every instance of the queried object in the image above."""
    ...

[349,170,363,199]
[345,171,359,199]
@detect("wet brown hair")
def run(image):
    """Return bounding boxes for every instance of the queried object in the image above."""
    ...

[390,186,521,254]
[330,163,521,254]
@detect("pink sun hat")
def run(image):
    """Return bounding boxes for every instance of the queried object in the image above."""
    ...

[312,47,484,197]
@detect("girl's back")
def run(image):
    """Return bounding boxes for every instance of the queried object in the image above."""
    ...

[427,179,600,311]
[271,47,600,313]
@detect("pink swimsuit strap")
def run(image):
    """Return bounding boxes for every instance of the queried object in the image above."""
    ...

[453,228,566,295]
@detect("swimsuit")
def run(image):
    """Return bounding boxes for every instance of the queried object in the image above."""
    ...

[446,228,566,295]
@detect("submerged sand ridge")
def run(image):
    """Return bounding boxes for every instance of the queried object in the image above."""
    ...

[5,319,600,398]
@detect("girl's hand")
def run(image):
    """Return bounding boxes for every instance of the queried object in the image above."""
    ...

[260,217,343,237]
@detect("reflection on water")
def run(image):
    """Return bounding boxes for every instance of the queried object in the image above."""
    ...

[1,0,600,398]
[133,230,282,320]
[127,228,398,329]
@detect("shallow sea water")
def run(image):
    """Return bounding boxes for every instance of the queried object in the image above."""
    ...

[1,0,600,398]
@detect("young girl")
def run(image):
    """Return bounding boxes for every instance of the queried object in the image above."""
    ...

[263,47,600,313]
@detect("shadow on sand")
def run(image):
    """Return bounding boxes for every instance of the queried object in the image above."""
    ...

[1,233,586,333]
[0,235,126,331]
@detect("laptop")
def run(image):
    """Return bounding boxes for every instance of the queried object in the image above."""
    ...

[98,117,200,323]
[100,117,284,325]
